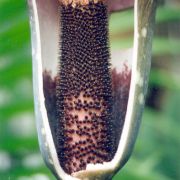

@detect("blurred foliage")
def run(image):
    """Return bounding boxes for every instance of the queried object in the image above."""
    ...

[0,0,180,180]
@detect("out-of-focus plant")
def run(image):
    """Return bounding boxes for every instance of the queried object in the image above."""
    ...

[0,0,180,179]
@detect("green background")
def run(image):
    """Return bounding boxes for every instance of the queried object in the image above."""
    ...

[0,0,180,179]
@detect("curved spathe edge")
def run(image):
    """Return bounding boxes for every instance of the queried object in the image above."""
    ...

[28,0,157,179]
[28,0,76,179]
[111,0,157,175]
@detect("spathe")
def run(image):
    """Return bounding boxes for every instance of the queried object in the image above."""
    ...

[28,0,157,179]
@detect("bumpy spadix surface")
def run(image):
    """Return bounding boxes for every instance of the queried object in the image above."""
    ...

[56,2,115,174]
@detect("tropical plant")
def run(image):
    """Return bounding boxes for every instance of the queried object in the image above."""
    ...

[0,0,180,179]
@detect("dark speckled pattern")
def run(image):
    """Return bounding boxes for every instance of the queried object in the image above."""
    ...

[43,66,131,175]
[42,0,131,176]
[56,2,115,174]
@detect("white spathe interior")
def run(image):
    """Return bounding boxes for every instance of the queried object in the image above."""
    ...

[36,0,60,77]
[31,0,139,179]
[111,48,133,73]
